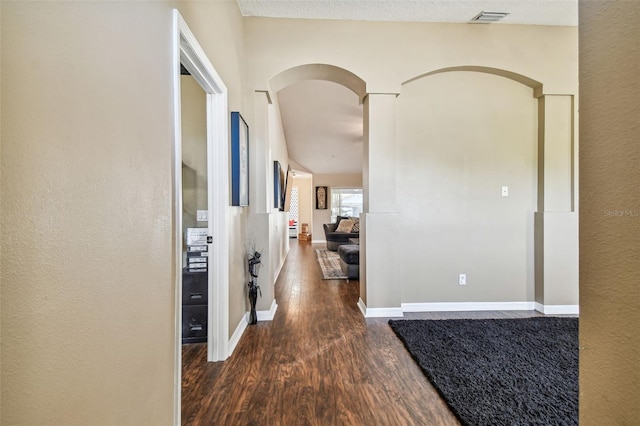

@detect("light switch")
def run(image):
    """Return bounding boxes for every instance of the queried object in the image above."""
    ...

[196,210,209,222]
[501,186,509,197]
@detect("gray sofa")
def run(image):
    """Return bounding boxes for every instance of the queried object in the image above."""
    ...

[323,216,359,251]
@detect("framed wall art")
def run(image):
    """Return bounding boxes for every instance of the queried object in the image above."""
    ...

[274,161,286,211]
[316,186,328,210]
[230,111,249,206]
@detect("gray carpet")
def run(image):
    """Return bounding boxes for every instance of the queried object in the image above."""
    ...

[388,317,578,426]
[315,249,348,280]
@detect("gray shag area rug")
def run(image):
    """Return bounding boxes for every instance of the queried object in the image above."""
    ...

[388,317,578,426]
[315,249,348,280]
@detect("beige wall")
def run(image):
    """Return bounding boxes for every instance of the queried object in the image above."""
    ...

[245,18,577,95]
[245,18,577,309]
[397,71,537,303]
[245,94,291,312]
[311,174,363,240]
[181,75,207,237]
[579,0,640,423]
[0,2,175,424]
[267,100,290,300]
[0,2,4,422]
[0,1,247,424]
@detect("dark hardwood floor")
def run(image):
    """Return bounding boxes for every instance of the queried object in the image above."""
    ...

[182,240,543,425]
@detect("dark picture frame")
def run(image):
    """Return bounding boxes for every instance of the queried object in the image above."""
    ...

[316,186,328,210]
[274,161,285,211]
[230,112,249,206]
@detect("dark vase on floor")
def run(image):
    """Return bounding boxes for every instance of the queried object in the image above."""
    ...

[248,283,258,325]
[247,250,262,325]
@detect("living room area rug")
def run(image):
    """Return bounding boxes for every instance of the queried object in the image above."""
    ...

[315,248,348,280]
[388,317,578,426]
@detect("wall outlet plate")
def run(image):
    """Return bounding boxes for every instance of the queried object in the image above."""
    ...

[459,273,467,285]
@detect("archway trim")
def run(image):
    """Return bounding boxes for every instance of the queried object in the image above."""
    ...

[403,66,544,98]
[269,63,367,102]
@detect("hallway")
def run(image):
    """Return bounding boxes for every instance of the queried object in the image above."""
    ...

[182,240,539,424]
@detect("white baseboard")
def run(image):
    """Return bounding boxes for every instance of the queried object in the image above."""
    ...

[227,315,248,357]
[357,301,579,317]
[257,299,278,321]
[357,298,403,318]
[535,302,579,315]
[273,245,289,282]
[312,239,326,244]
[402,302,536,312]
[227,299,278,357]
[357,298,367,317]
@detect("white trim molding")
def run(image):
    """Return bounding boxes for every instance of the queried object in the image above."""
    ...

[535,303,580,315]
[357,298,367,317]
[227,315,248,357]
[356,301,580,317]
[357,298,403,318]
[172,9,229,425]
[273,246,289,282]
[402,302,536,312]
[312,239,327,245]
[257,299,279,321]
[228,299,278,357]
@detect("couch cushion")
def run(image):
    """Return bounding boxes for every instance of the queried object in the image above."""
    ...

[326,232,357,243]
[338,244,360,264]
[336,219,354,233]
[336,215,350,224]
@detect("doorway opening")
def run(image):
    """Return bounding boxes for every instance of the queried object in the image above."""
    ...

[172,9,230,423]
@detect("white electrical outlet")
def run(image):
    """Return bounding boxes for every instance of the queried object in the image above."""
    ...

[459,274,467,285]
[502,186,509,197]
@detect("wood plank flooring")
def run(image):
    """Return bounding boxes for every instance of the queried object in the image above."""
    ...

[182,240,544,425]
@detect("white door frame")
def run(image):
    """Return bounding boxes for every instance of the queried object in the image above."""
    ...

[172,9,230,424]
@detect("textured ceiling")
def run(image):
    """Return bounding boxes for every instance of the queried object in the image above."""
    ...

[237,0,578,27]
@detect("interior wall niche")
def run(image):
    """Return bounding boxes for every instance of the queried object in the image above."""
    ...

[396,71,538,303]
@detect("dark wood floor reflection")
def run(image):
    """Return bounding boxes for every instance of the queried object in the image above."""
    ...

[182,240,542,425]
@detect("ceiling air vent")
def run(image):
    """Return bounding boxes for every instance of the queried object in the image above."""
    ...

[470,11,510,23]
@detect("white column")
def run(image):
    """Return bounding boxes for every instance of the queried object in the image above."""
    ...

[251,91,270,213]
[535,94,579,312]
[247,91,275,311]
[539,95,574,212]
[360,93,402,314]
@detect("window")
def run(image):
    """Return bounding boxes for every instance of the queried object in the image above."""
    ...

[330,188,363,223]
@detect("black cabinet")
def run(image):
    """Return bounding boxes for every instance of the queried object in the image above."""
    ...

[182,270,208,344]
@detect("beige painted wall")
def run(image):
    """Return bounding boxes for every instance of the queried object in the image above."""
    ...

[245,17,577,309]
[0,2,175,424]
[181,75,207,241]
[0,3,4,422]
[311,174,363,240]
[0,1,247,424]
[579,0,640,423]
[245,95,291,313]
[245,18,577,95]
[267,100,290,300]
[397,71,537,303]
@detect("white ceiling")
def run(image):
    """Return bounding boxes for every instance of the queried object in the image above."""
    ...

[277,80,363,174]
[246,1,577,174]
